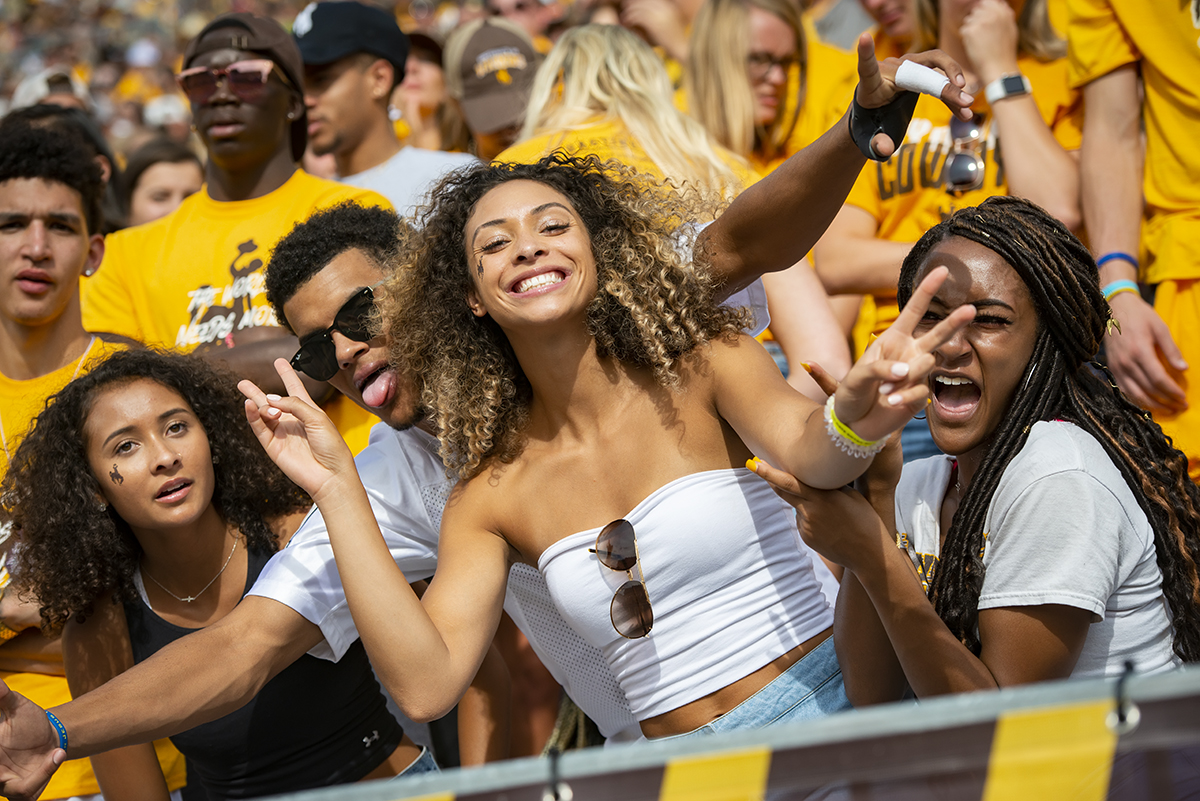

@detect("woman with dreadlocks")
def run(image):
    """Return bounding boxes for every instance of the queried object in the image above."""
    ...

[755,195,1200,703]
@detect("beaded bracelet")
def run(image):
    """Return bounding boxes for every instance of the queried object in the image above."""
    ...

[1097,252,1139,270]
[46,710,67,752]
[1102,279,1141,302]
[824,395,887,458]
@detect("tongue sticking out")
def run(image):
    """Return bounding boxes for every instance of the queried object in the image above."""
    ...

[934,381,981,412]
[361,369,396,409]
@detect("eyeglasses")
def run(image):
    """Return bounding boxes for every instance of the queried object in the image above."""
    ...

[289,284,382,382]
[944,115,987,194]
[176,59,293,105]
[746,52,799,82]
[589,519,653,639]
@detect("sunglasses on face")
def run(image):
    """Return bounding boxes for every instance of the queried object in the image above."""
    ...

[944,115,987,194]
[176,59,293,105]
[289,285,381,382]
[589,519,653,639]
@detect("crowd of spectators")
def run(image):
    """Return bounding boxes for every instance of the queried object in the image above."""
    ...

[0,0,1197,797]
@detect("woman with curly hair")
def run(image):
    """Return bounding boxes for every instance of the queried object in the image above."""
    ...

[2,350,426,799]
[240,151,975,739]
[758,197,1200,704]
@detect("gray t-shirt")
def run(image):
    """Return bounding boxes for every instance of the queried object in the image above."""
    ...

[341,146,477,218]
[895,420,1180,678]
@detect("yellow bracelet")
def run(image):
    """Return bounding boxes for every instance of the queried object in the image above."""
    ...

[824,395,886,458]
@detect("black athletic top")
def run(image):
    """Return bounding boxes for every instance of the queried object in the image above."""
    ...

[124,546,403,800]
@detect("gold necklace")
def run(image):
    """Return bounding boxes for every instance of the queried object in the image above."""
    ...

[141,538,239,604]
[0,336,97,461]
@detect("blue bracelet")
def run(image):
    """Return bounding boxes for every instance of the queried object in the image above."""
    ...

[45,710,67,752]
[1102,279,1141,302]
[1097,252,1139,270]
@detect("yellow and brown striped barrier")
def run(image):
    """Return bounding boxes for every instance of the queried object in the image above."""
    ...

[268,666,1200,801]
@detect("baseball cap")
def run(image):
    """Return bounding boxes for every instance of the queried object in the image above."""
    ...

[444,18,539,135]
[184,12,308,162]
[293,2,410,84]
[10,67,93,112]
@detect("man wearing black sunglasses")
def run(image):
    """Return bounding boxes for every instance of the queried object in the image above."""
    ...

[81,12,391,454]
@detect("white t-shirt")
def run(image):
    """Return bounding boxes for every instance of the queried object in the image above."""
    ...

[247,424,642,741]
[894,420,1180,678]
[340,146,477,218]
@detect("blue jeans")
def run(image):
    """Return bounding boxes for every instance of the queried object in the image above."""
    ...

[388,746,439,781]
[651,636,851,741]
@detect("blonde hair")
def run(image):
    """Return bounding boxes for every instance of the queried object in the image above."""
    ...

[684,0,804,160]
[912,0,1065,61]
[518,24,747,197]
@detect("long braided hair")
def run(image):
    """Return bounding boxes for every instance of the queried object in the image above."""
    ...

[897,196,1200,661]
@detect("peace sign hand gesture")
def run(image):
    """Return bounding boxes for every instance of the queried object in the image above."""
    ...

[832,266,975,444]
[238,358,358,504]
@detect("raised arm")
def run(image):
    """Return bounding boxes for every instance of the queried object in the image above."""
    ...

[702,37,974,295]
[713,267,975,489]
[239,362,512,722]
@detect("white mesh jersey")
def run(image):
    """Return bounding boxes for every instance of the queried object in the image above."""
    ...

[248,424,640,741]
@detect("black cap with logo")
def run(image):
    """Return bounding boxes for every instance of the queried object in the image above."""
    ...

[292,1,410,85]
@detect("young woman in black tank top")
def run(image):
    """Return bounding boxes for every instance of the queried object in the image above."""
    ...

[2,350,419,799]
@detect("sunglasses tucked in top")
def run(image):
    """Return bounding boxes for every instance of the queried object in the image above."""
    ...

[176,59,294,105]
[590,518,654,639]
[290,284,382,382]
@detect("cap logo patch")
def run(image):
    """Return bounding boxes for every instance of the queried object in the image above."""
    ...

[474,47,527,79]
[294,3,316,37]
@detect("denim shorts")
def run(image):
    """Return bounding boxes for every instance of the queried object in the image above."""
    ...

[651,636,851,741]
[388,746,440,781]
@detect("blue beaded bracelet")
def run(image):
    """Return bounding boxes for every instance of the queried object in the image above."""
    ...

[1097,252,1139,270]
[45,710,67,752]
[1102,279,1141,302]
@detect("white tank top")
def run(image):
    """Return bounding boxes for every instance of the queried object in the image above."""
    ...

[538,468,833,720]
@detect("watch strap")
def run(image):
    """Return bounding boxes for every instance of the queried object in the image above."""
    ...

[985,73,1032,104]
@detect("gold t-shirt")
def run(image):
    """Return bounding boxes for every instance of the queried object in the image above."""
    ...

[1067,0,1200,283]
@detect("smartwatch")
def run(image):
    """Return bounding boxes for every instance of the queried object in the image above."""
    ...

[985,73,1032,104]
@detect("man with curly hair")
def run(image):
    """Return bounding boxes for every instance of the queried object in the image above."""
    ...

[0,125,187,801]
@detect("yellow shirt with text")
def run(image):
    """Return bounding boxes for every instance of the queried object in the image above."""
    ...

[844,54,1082,350]
[83,170,390,453]
[1067,0,1200,283]
[0,340,188,798]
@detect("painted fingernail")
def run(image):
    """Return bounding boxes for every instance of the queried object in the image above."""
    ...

[746,457,760,472]
[880,383,895,395]
[891,362,910,377]
[799,362,813,373]
[265,407,281,417]
[887,393,904,406]
[266,394,282,401]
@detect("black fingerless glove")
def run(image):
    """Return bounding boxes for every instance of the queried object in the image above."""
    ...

[848,91,920,161]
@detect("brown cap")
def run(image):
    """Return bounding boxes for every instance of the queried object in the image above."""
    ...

[443,18,539,135]
[184,12,307,162]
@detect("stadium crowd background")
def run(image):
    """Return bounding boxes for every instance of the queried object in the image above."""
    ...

[0,0,1197,797]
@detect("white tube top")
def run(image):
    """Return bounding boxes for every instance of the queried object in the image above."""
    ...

[537,468,833,720]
